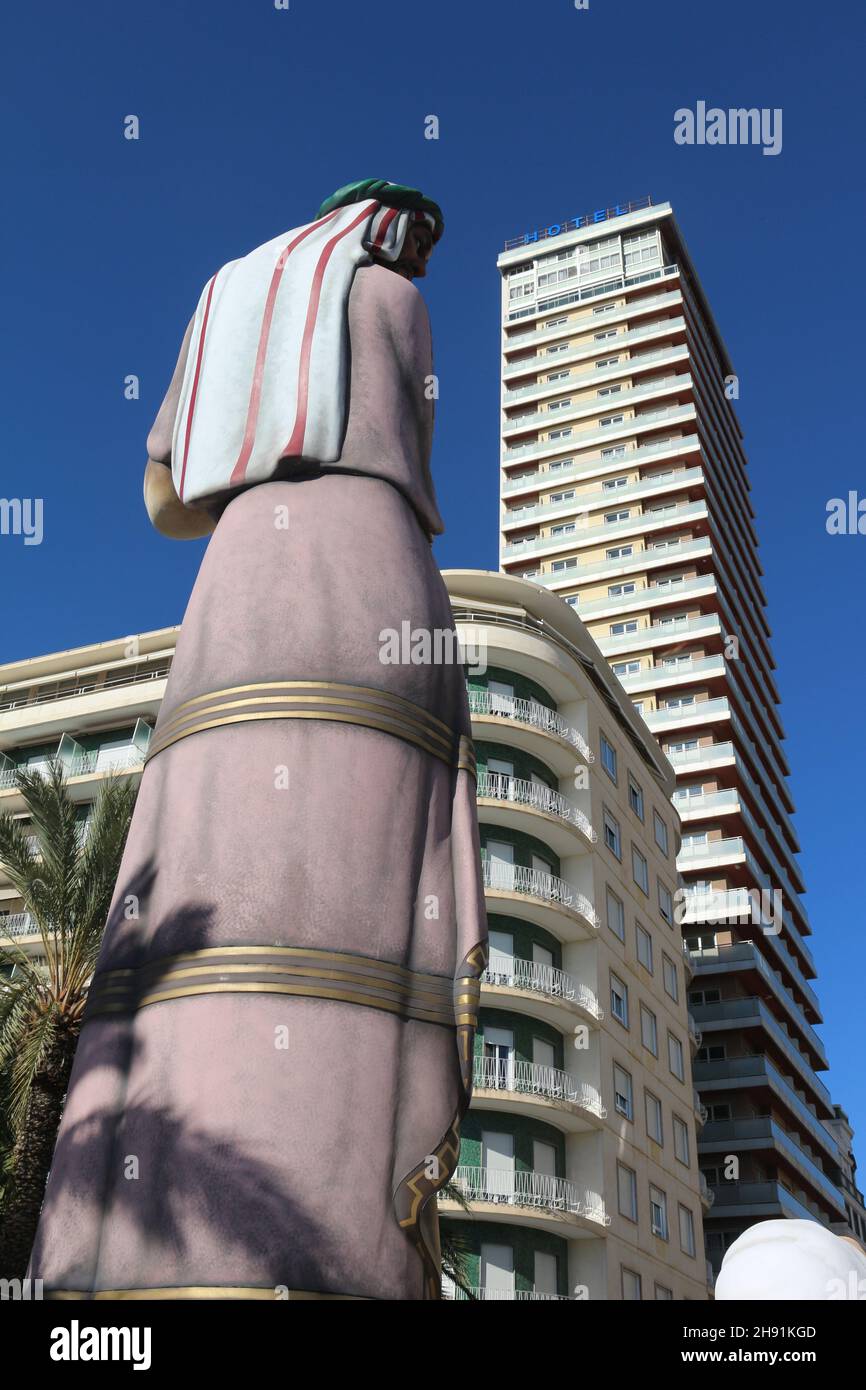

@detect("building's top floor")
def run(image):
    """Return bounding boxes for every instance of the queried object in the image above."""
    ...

[496,197,736,389]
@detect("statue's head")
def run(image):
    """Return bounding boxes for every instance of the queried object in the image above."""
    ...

[316,179,443,280]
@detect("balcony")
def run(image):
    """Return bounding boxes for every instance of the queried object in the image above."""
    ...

[622,654,726,694]
[501,434,701,498]
[700,1118,846,1218]
[573,572,716,619]
[476,772,595,853]
[440,1165,579,1214]
[506,533,711,581]
[442,1283,572,1301]
[503,494,706,548]
[482,859,599,933]
[501,404,697,466]
[467,688,593,763]
[692,1056,840,1166]
[472,1057,607,1130]
[0,912,35,939]
[503,337,688,403]
[688,942,826,1066]
[646,696,731,735]
[503,297,684,360]
[482,954,603,1022]
[598,611,722,658]
[707,1179,830,1225]
[691,997,831,1113]
[503,374,693,441]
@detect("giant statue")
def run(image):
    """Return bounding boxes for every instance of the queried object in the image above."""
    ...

[30,180,488,1301]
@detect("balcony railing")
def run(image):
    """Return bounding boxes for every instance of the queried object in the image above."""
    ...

[0,912,36,939]
[443,1165,582,1216]
[501,404,696,465]
[0,664,171,714]
[481,859,599,929]
[467,688,594,762]
[482,954,603,1019]
[501,433,701,495]
[473,1057,607,1118]
[503,335,687,400]
[442,1283,571,1301]
[477,771,595,843]
[504,374,690,437]
[0,745,146,790]
[504,288,682,350]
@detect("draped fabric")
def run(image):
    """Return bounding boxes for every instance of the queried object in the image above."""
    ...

[172,200,437,507]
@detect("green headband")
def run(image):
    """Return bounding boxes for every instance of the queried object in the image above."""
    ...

[316,179,444,242]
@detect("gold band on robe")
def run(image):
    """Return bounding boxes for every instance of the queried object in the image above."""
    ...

[85,944,475,1031]
[144,679,476,777]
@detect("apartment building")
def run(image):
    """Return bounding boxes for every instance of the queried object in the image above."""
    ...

[441,569,708,1300]
[0,584,708,1300]
[495,197,855,1273]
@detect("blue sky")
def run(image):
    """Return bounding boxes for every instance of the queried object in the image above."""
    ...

[2,1,865,1150]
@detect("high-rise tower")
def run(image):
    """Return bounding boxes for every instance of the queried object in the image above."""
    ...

[496,197,853,1273]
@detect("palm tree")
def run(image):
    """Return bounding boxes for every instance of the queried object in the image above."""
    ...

[0,760,137,1278]
[439,1180,479,1298]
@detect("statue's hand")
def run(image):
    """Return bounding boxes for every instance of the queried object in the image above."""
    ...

[143,458,216,540]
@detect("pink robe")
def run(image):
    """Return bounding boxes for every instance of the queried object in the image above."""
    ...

[30,264,487,1301]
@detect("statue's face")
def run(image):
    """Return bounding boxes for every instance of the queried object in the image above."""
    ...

[386,222,434,280]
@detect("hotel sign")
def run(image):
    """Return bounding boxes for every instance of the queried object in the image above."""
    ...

[505,195,653,252]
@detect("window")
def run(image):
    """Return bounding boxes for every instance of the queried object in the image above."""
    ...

[673,1114,690,1166]
[597,384,622,398]
[697,1044,727,1063]
[646,1090,663,1144]
[658,881,673,925]
[603,808,622,859]
[549,489,575,504]
[664,950,678,1006]
[614,1064,633,1120]
[606,544,634,560]
[546,316,568,328]
[632,846,649,894]
[601,445,627,460]
[547,397,572,412]
[547,369,570,382]
[600,733,617,781]
[617,1162,638,1219]
[545,342,570,355]
[593,301,617,315]
[610,973,629,1027]
[610,619,639,635]
[640,1004,658,1056]
[550,522,576,536]
[606,887,625,940]
[650,1185,669,1240]
[603,473,629,490]
[594,328,618,341]
[549,427,573,440]
[636,922,653,972]
[679,1204,696,1257]
[621,1267,642,1300]
[551,557,578,572]
[653,811,669,856]
[608,582,636,597]
[596,355,620,369]
[707,1102,731,1122]
[612,659,641,678]
[668,1032,685,1082]
[655,1285,673,1300]
[547,458,572,471]
[627,775,644,819]
[605,509,630,523]
[600,414,625,428]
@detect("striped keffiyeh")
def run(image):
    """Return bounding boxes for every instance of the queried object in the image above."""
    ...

[171,197,437,506]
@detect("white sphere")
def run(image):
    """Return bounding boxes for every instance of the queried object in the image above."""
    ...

[715,1218,866,1300]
